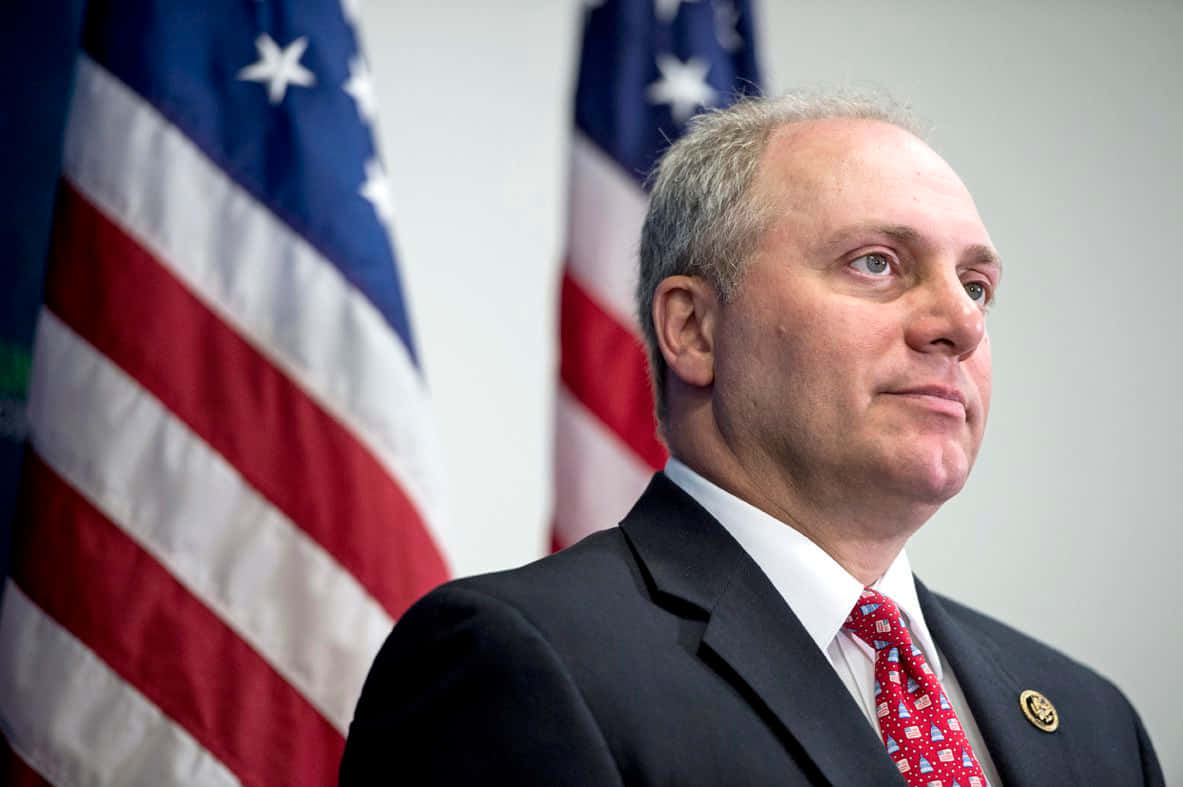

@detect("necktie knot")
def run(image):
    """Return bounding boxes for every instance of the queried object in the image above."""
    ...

[843,588,915,655]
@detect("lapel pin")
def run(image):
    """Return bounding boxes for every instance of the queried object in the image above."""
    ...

[1019,689,1059,733]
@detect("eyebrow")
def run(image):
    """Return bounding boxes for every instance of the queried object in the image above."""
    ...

[820,223,1004,273]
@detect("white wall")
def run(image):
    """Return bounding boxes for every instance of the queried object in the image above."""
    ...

[361,1,1181,777]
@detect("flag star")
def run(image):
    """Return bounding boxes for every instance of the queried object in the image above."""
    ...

[238,34,316,105]
[341,0,363,26]
[360,157,394,224]
[714,2,744,52]
[655,0,700,23]
[344,55,378,122]
[646,54,716,124]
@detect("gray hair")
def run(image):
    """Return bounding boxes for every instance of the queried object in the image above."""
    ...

[637,89,923,427]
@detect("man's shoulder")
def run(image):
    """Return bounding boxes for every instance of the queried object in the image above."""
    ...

[924,586,1165,783]
[408,527,651,642]
[927,586,1129,704]
[450,526,636,598]
[344,530,640,785]
[933,590,1079,664]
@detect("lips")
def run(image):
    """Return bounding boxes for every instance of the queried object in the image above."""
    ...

[882,384,971,420]
[889,385,967,408]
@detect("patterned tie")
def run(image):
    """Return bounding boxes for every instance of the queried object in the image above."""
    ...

[844,588,989,787]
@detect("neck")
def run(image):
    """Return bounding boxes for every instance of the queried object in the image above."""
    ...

[667,412,936,587]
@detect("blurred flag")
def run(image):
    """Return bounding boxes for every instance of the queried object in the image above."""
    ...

[0,1,450,785]
[553,0,762,549]
[0,0,86,611]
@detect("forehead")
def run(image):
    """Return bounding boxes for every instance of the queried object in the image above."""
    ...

[754,118,992,251]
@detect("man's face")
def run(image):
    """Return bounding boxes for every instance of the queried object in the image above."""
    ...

[711,118,1000,511]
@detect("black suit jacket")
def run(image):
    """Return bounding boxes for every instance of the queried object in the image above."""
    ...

[341,474,1163,785]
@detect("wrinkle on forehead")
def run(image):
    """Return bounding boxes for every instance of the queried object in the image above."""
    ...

[767,119,963,191]
[754,117,991,251]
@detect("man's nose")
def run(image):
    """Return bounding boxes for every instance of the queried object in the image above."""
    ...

[904,272,986,360]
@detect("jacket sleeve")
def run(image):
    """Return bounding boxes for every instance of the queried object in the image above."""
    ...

[1133,704,1166,787]
[340,584,624,786]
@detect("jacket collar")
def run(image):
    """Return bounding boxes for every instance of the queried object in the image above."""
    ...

[621,473,906,786]
[664,458,945,681]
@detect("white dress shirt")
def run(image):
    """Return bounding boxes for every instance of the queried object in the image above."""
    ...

[665,459,1003,785]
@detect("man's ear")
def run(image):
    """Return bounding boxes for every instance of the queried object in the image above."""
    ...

[652,275,717,389]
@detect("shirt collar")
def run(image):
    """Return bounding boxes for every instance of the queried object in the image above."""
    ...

[663,458,943,680]
[871,544,943,680]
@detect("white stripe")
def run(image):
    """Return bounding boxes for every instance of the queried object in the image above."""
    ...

[0,582,241,787]
[553,386,653,547]
[26,309,392,734]
[567,131,649,330]
[61,54,452,564]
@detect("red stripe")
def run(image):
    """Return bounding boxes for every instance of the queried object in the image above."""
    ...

[45,183,447,619]
[0,735,52,787]
[559,269,667,469]
[9,452,343,787]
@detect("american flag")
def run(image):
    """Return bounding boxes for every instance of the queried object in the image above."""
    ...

[553,0,762,549]
[0,1,449,784]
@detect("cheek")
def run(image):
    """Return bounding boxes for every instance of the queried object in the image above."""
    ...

[805,307,897,384]
[970,336,993,413]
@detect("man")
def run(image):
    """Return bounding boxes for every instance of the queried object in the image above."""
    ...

[341,93,1164,785]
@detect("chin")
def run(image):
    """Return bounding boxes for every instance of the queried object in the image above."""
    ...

[887,447,973,505]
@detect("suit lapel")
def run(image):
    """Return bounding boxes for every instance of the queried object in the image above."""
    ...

[917,580,1076,786]
[622,474,905,786]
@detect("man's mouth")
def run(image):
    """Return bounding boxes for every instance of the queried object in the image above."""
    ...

[883,385,968,418]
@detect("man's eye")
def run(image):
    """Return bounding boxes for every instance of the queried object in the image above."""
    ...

[850,254,891,275]
[964,281,989,303]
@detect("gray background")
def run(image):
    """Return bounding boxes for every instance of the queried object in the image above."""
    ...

[360,2,1181,778]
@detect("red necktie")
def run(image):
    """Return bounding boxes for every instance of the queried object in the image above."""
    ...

[844,588,989,787]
